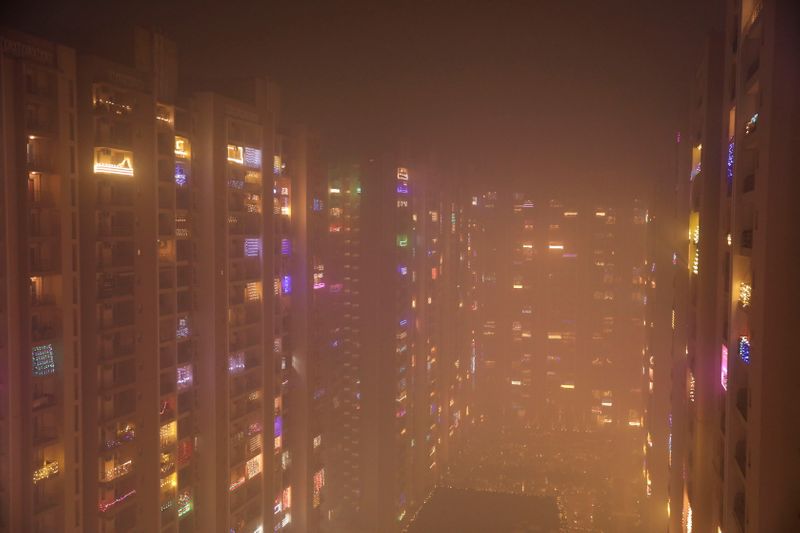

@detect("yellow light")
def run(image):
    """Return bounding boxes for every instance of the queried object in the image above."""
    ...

[595,211,606,217]
[727,233,732,246]
[94,147,134,176]
[738,282,752,307]
[563,211,578,217]
[33,460,59,483]
[548,243,564,250]
[560,383,575,390]
[227,144,244,164]
[175,136,191,158]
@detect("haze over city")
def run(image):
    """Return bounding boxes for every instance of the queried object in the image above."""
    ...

[1,1,798,532]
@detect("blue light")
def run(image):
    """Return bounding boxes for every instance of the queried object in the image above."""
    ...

[738,336,751,364]
[396,182,409,194]
[726,139,735,187]
[281,239,291,255]
[175,163,187,186]
[282,275,292,295]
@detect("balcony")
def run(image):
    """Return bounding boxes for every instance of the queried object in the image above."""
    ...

[745,59,760,82]
[97,245,135,271]
[740,230,753,250]
[32,393,56,412]
[97,274,135,300]
[735,439,747,477]
[100,459,134,483]
[95,119,133,148]
[98,489,137,513]
[98,333,136,362]
[32,428,59,448]
[742,173,755,193]
[736,387,748,421]
[734,491,746,530]
[97,220,135,239]
[31,320,60,342]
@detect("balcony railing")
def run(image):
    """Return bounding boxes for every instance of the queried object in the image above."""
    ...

[101,459,133,482]
[741,230,753,250]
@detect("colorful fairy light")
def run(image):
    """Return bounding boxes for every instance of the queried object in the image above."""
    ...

[174,163,187,186]
[32,460,59,483]
[176,317,190,339]
[177,491,193,517]
[721,345,728,391]
[176,364,193,391]
[174,136,190,159]
[738,282,752,308]
[229,352,245,374]
[98,489,136,512]
[243,147,262,169]
[745,112,759,135]
[281,275,292,295]
[244,238,262,257]
[739,336,751,364]
[229,476,245,492]
[726,139,735,187]
[32,344,55,376]
[227,145,244,164]
[246,454,263,479]
[94,147,134,176]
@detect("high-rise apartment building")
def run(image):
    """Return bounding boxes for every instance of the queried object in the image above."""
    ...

[645,2,800,532]
[193,81,279,533]
[318,159,466,532]
[719,1,799,531]
[0,28,81,533]
[75,28,205,532]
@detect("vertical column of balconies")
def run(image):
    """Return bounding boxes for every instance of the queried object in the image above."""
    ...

[394,166,414,526]
[91,81,141,531]
[171,109,198,532]
[323,169,363,528]
[224,132,266,532]
[725,2,763,530]
[271,147,293,530]
[24,57,77,532]
[153,103,198,532]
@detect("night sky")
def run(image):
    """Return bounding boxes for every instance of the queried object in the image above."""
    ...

[4,0,717,193]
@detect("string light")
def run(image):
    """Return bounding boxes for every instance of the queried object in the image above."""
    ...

[739,336,751,364]
[98,489,136,512]
[229,352,246,374]
[32,344,55,376]
[738,282,752,307]
[32,460,59,483]
[243,147,262,169]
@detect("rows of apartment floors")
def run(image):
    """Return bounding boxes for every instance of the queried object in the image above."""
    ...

[0,27,474,533]
[642,1,800,532]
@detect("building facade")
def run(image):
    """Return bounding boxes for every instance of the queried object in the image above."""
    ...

[0,28,81,533]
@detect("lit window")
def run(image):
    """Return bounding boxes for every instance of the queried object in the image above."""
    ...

[227,145,244,164]
[174,136,190,158]
[94,147,133,176]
